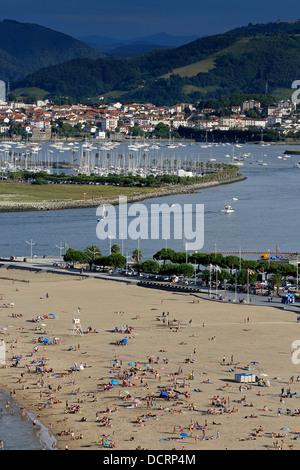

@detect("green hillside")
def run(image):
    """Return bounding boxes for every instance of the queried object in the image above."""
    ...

[0,19,103,83]
[12,19,300,105]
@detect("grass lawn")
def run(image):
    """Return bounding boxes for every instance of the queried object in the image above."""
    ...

[0,181,177,203]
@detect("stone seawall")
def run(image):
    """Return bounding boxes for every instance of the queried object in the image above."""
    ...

[0,175,246,213]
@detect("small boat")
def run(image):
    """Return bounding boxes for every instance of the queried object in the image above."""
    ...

[222,203,235,213]
[97,205,106,222]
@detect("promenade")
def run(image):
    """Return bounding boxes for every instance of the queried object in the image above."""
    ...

[1,255,299,314]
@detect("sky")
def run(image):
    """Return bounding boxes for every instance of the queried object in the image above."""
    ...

[1,0,299,40]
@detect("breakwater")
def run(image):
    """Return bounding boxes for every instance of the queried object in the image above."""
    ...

[0,174,246,213]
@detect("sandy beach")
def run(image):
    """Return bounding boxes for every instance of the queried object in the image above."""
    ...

[1,267,300,451]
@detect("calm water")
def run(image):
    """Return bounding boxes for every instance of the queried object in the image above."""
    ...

[0,140,300,448]
[1,141,300,260]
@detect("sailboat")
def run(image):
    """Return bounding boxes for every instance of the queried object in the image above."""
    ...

[97,205,106,222]
[258,154,268,166]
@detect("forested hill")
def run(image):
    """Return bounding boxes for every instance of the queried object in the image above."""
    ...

[0,19,104,83]
[13,19,300,105]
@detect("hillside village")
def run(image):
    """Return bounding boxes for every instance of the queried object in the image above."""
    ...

[0,96,299,141]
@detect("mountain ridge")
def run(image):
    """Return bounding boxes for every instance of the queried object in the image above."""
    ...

[0,19,104,83]
[11,19,300,105]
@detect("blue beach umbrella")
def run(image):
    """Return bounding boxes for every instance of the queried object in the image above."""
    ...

[121,338,128,344]
[111,380,118,385]
[180,433,189,437]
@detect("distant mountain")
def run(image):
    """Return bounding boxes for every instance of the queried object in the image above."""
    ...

[13,20,300,105]
[0,19,104,83]
[79,32,200,57]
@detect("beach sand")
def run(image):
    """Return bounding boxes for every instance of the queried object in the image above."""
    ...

[1,268,300,451]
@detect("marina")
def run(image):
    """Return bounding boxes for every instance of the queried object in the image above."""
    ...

[0,140,299,261]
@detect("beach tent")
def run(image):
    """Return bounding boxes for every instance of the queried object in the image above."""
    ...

[281,293,295,304]
[235,373,256,383]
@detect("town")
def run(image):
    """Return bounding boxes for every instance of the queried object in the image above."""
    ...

[0,90,299,142]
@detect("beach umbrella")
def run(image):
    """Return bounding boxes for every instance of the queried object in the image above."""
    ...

[121,338,128,344]
[128,362,136,367]
[281,427,290,431]
[250,361,259,364]
[180,433,189,437]
[111,380,118,385]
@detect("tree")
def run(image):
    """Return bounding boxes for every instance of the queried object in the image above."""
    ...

[153,248,175,264]
[132,248,142,262]
[94,255,110,271]
[241,259,259,271]
[63,247,85,264]
[110,243,120,254]
[159,263,180,276]
[107,253,127,270]
[172,251,190,264]
[237,269,257,285]
[178,263,194,278]
[141,260,160,274]
[270,272,282,295]
[208,252,225,268]
[84,245,102,270]
[278,264,297,280]
[190,252,210,269]
[222,255,241,270]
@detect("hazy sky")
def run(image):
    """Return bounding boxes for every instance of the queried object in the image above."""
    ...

[1,0,298,39]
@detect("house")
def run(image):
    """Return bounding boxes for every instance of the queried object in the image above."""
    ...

[242,100,261,111]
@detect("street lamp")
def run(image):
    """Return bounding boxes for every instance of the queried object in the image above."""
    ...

[25,239,35,261]
[56,243,64,262]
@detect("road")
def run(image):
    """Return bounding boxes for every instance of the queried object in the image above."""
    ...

[1,256,299,314]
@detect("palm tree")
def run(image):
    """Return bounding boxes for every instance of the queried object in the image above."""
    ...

[270,272,282,295]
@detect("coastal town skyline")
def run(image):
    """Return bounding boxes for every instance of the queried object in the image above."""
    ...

[1,0,297,40]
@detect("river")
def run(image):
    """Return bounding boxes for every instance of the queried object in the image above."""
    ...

[0,139,300,448]
[0,141,299,260]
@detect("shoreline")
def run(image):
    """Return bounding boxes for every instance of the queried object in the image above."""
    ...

[0,174,246,213]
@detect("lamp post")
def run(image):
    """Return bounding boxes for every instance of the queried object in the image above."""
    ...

[56,243,64,262]
[296,252,299,290]
[25,239,35,261]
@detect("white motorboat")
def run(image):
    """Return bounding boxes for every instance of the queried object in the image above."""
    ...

[222,203,235,213]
